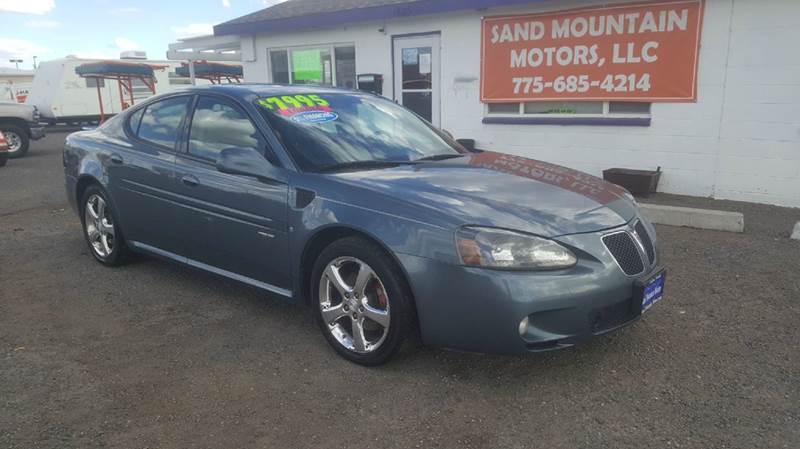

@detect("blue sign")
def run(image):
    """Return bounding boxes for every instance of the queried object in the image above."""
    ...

[291,110,339,124]
[642,273,665,312]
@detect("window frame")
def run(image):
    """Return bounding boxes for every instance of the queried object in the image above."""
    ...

[483,100,652,126]
[266,42,356,87]
[181,94,265,165]
[126,94,194,153]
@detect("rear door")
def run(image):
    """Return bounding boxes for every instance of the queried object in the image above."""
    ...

[172,94,291,292]
[108,95,192,255]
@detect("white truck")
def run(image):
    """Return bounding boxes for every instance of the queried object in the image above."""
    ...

[1,83,33,103]
[0,101,45,158]
[26,56,200,124]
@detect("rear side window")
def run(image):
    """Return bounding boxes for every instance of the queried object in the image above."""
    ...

[188,96,260,162]
[128,108,144,134]
[137,96,191,149]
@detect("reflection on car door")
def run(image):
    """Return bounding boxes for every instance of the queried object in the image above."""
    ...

[172,95,291,294]
[108,95,192,256]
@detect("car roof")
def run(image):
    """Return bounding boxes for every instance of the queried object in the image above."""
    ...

[182,83,361,99]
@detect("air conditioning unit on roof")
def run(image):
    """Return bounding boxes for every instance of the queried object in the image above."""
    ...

[120,51,147,60]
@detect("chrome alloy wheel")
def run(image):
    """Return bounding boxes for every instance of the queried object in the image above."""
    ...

[84,194,115,258]
[319,257,391,354]
[4,131,22,153]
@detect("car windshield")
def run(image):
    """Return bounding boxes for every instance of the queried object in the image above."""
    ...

[255,92,464,172]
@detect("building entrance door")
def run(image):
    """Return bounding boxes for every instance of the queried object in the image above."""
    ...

[393,34,440,127]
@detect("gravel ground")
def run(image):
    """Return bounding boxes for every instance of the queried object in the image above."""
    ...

[1,133,798,449]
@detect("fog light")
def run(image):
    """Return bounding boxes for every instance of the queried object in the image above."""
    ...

[518,316,530,336]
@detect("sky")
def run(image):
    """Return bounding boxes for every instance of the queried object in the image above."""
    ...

[0,0,288,69]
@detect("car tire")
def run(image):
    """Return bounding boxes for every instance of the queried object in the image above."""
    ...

[311,236,415,366]
[1,125,30,159]
[80,185,129,266]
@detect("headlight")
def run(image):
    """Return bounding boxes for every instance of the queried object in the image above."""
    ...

[456,226,577,270]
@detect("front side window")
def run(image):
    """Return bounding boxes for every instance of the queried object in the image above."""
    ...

[188,96,260,162]
[256,93,462,171]
[270,45,356,88]
[137,96,191,149]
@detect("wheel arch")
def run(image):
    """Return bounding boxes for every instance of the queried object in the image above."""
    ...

[75,174,102,213]
[298,225,419,317]
[0,118,30,133]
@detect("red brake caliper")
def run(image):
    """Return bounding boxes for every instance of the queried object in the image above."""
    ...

[374,280,388,308]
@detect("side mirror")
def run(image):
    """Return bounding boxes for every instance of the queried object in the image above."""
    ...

[216,147,278,182]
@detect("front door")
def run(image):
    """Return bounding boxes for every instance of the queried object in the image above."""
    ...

[172,95,291,293]
[393,34,441,127]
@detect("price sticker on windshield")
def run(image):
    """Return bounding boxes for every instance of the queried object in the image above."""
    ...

[257,94,338,124]
[256,95,328,113]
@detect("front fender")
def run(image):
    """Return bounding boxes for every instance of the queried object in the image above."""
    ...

[64,133,124,234]
[289,192,459,302]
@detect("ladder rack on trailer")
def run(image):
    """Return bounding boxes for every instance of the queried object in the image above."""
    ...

[176,61,243,84]
[75,61,166,122]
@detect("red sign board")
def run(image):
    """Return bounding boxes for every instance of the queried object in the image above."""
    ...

[481,0,704,102]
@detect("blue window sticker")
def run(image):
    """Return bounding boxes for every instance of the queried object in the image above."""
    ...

[291,110,339,124]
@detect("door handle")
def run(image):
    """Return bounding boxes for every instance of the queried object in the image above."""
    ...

[110,154,123,164]
[181,175,199,187]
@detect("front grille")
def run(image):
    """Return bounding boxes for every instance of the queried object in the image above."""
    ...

[634,221,655,264]
[602,232,645,275]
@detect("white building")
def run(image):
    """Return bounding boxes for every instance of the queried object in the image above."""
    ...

[213,0,800,207]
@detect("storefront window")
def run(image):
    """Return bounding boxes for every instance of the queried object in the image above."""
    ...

[487,101,650,117]
[487,103,521,114]
[608,102,652,114]
[291,48,332,85]
[269,45,356,88]
[334,46,356,89]
[524,102,604,115]
[270,50,290,84]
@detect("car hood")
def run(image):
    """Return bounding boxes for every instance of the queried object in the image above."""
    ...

[330,151,638,237]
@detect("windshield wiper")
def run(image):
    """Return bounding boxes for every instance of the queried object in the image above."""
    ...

[414,153,465,162]
[315,160,416,173]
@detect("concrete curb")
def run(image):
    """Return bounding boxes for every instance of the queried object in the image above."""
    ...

[792,222,800,240]
[639,203,745,233]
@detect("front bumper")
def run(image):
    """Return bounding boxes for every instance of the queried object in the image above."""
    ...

[29,125,46,140]
[398,219,662,355]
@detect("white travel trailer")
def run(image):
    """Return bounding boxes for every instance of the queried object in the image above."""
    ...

[27,56,202,123]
